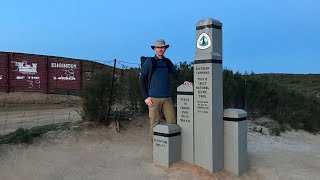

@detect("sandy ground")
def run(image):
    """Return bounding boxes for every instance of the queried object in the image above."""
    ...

[0,92,82,135]
[0,115,320,180]
[0,105,81,135]
[0,92,82,106]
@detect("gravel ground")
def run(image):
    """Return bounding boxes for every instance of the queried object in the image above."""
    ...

[0,115,319,180]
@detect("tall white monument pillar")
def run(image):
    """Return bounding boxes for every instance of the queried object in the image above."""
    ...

[194,18,224,172]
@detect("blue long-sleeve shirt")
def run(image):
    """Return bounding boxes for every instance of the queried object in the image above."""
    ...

[139,55,181,99]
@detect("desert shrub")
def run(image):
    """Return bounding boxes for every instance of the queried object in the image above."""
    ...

[115,61,320,134]
[170,61,194,104]
[117,67,148,112]
[0,123,69,144]
[81,70,116,123]
[244,75,320,133]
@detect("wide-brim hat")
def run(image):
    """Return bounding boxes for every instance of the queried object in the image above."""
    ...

[151,39,170,50]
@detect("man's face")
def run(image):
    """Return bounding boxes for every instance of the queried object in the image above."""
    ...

[154,47,167,57]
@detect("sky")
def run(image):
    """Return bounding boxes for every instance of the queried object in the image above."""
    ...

[0,0,319,74]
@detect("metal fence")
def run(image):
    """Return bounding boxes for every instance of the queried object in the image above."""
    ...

[0,103,81,136]
[0,52,141,136]
[0,51,118,94]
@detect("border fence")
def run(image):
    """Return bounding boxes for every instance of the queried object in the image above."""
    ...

[0,51,142,136]
[0,51,121,94]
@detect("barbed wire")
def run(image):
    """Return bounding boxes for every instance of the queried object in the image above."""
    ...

[0,58,142,136]
[117,60,140,65]
[0,94,82,136]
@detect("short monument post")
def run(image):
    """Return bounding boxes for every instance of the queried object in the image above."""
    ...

[223,108,248,176]
[177,84,194,163]
[194,18,224,172]
[153,124,181,167]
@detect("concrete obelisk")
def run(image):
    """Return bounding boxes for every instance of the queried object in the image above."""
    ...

[194,18,223,172]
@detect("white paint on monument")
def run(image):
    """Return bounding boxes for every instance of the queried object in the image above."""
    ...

[177,84,194,163]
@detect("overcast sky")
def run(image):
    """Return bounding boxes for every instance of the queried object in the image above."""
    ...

[0,0,319,73]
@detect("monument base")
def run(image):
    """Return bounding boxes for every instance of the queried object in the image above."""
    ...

[223,108,248,176]
[153,124,181,167]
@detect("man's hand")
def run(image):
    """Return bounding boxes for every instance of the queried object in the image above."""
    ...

[144,97,153,107]
[183,81,193,85]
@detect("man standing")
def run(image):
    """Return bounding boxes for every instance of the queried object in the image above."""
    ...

[139,39,189,142]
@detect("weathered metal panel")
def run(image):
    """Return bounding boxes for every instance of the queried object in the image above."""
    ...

[0,52,8,92]
[81,60,114,89]
[1,51,115,94]
[48,57,81,93]
[9,53,47,93]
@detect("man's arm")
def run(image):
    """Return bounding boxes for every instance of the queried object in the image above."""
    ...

[139,73,149,99]
[139,58,154,106]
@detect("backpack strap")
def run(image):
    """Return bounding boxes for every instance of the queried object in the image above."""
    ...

[163,58,172,73]
[147,57,157,89]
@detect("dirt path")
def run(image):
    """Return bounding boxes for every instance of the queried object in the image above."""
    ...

[0,92,82,135]
[0,115,319,180]
[0,106,81,135]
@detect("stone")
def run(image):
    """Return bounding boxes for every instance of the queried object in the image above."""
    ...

[177,84,194,163]
[194,18,224,172]
[223,108,248,176]
[153,124,181,167]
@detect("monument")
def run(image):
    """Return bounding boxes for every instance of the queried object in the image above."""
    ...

[224,108,248,176]
[154,18,248,176]
[153,124,181,167]
[177,84,194,163]
[194,18,224,172]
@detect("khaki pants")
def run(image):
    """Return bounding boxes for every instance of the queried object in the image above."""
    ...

[148,97,176,142]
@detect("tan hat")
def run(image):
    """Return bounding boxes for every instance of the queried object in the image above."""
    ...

[151,39,170,50]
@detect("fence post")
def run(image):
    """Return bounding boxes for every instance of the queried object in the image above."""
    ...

[6,52,11,93]
[80,60,83,94]
[46,56,49,94]
[106,58,117,122]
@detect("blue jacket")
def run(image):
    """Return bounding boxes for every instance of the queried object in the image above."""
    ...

[139,55,181,99]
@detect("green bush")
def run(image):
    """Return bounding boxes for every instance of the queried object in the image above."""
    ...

[244,75,320,133]
[81,70,116,124]
[0,123,68,144]
[117,67,147,112]
[117,61,320,134]
[170,61,194,104]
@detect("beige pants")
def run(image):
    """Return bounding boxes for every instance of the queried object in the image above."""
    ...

[148,97,176,142]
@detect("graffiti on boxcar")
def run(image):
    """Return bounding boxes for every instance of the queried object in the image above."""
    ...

[10,60,41,89]
[51,63,77,81]
[85,72,92,80]
[53,69,76,81]
[51,63,77,69]
[1,51,112,93]
[12,61,38,75]
[27,80,41,89]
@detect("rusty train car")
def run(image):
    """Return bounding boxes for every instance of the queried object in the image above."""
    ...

[0,51,114,95]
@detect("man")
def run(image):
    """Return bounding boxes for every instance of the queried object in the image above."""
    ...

[139,39,190,142]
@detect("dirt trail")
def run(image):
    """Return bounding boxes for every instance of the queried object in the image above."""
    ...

[0,115,319,180]
[0,92,82,135]
[0,106,81,135]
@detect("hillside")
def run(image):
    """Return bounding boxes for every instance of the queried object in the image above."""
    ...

[252,73,320,100]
